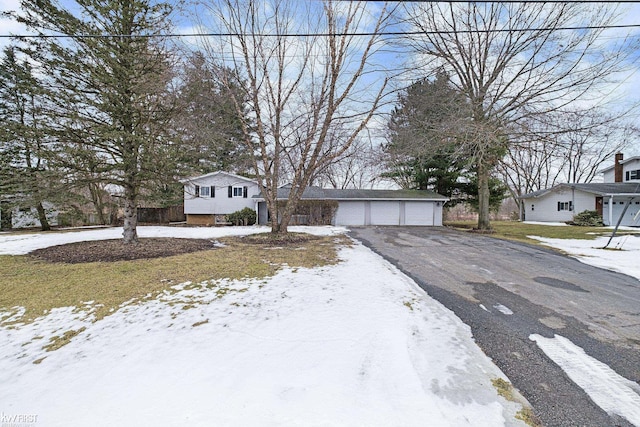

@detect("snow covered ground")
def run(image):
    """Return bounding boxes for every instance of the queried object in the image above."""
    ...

[530,233,640,281]
[0,226,527,427]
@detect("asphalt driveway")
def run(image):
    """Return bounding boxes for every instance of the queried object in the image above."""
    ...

[349,226,640,427]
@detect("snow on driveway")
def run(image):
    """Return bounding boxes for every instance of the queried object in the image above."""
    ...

[0,227,526,427]
[529,232,640,426]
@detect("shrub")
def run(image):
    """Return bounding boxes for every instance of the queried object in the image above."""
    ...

[226,207,257,226]
[571,210,603,227]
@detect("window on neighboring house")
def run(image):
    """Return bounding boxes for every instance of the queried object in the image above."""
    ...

[629,169,640,180]
[557,201,573,211]
[200,186,210,197]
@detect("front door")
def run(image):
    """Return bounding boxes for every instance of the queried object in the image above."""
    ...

[595,197,603,216]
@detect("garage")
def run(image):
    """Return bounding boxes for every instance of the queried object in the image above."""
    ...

[256,187,447,227]
[327,189,447,226]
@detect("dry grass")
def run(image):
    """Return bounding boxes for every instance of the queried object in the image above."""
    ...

[491,378,542,427]
[445,220,633,245]
[0,234,350,325]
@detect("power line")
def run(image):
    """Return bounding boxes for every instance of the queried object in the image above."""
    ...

[1,23,640,39]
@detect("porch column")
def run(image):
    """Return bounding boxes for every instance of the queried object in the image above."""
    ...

[609,195,614,226]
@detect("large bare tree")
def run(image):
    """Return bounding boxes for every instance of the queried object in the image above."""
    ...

[404,2,636,229]
[197,0,395,233]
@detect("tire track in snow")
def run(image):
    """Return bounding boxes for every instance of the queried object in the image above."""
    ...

[530,334,640,426]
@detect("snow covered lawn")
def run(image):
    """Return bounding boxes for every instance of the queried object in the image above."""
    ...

[530,233,640,281]
[0,226,528,427]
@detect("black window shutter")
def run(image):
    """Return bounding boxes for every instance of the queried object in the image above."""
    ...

[195,185,200,197]
[243,186,248,198]
[228,186,233,198]
[557,201,560,211]
[211,186,215,198]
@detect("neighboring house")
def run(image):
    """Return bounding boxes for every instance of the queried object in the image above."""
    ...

[0,198,59,230]
[254,186,448,227]
[181,171,260,225]
[520,153,640,226]
[600,153,640,184]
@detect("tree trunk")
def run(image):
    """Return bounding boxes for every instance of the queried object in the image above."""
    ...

[122,186,138,244]
[35,201,51,231]
[89,182,108,225]
[477,165,491,230]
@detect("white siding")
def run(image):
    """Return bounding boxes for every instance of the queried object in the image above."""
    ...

[405,202,435,226]
[603,169,615,183]
[523,188,596,223]
[334,201,366,226]
[183,172,259,215]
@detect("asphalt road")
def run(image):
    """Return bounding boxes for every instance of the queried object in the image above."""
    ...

[349,226,640,427]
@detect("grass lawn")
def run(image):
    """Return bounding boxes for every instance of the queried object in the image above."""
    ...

[444,220,638,245]
[0,234,349,325]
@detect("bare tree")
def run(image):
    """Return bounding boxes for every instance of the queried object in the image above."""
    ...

[308,135,378,189]
[404,2,636,230]
[499,110,637,211]
[197,0,395,233]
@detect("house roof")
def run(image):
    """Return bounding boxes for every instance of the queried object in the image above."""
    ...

[599,156,640,173]
[180,171,256,184]
[520,182,640,199]
[254,186,448,201]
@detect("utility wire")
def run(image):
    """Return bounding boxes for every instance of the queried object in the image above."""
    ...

[1,23,640,39]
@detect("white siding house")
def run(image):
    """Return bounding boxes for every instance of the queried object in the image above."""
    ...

[600,155,640,184]
[182,171,260,225]
[520,153,640,226]
[520,183,640,226]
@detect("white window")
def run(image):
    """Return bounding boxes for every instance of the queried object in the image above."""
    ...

[233,186,244,197]
[200,186,210,197]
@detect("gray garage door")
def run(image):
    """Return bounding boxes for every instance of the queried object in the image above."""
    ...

[335,201,366,225]
[405,201,434,226]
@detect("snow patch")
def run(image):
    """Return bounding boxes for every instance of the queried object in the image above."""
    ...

[0,227,527,426]
[493,304,514,315]
[530,334,640,426]
[530,234,640,281]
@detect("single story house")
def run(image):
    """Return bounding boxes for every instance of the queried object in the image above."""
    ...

[181,171,260,225]
[520,153,640,226]
[254,186,448,227]
[182,171,448,227]
[519,183,640,226]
